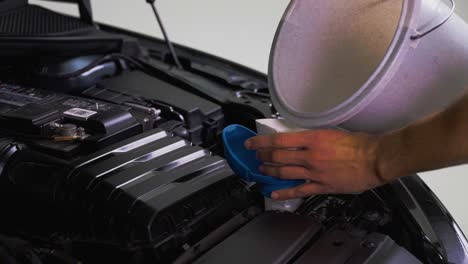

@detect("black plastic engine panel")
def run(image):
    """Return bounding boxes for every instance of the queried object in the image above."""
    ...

[195,212,322,264]
[0,81,254,263]
[67,128,252,243]
[85,71,224,146]
[0,83,143,156]
[0,122,257,262]
[196,212,422,264]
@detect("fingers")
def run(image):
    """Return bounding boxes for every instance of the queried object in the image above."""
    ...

[256,149,306,166]
[259,165,311,180]
[271,183,328,200]
[245,132,310,150]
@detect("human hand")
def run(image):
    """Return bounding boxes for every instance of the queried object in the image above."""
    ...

[244,129,389,200]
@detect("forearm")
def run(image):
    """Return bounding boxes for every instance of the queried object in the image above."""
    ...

[377,91,468,181]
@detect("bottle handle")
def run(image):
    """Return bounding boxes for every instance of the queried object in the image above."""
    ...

[411,0,455,40]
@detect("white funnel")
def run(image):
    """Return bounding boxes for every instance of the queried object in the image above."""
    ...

[269,0,468,132]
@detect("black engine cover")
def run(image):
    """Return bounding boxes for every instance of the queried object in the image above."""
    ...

[67,128,250,242]
[0,128,256,262]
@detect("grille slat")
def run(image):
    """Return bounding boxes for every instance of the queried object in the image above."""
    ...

[0,5,93,36]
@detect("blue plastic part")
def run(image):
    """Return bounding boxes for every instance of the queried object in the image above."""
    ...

[222,124,304,197]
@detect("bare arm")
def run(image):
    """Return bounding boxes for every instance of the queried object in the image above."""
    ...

[244,91,468,200]
[378,91,468,181]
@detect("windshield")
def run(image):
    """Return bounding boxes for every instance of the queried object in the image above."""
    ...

[29,0,290,73]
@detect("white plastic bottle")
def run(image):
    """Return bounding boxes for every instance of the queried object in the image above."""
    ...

[256,118,306,212]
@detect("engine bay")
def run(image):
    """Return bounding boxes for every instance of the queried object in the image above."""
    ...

[0,68,432,264]
[0,3,454,264]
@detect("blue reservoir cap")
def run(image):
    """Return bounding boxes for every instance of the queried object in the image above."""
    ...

[222,124,304,197]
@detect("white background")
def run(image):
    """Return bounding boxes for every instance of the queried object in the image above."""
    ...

[30,0,468,235]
